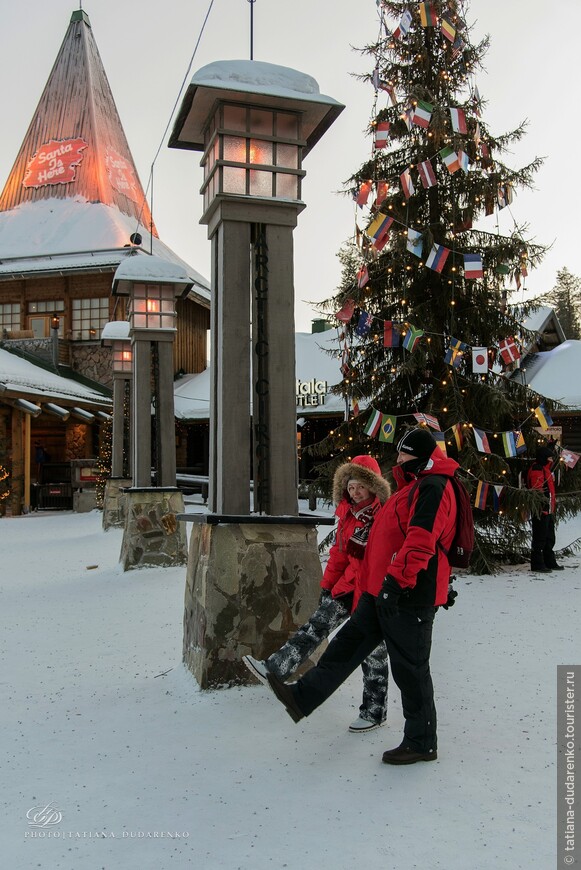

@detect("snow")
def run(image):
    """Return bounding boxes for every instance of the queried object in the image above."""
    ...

[517,340,581,409]
[1,505,579,869]
[100,320,130,341]
[112,253,193,288]
[0,347,111,406]
[173,329,352,420]
[192,59,331,102]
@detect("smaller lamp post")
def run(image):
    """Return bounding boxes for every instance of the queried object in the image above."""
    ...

[51,314,60,369]
[101,321,133,529]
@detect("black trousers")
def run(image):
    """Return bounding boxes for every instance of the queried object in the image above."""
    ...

[531,513,556,567]
[291,592,437,752]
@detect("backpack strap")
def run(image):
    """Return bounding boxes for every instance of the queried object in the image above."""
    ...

[406,474,452,556]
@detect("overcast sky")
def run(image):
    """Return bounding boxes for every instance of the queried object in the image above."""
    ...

[0,0,578,331]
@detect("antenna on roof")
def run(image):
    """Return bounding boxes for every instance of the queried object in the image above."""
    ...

[247,0,256,60]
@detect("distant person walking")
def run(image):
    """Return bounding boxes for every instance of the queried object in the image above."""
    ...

[244,455,391,732]
[527,444,563,572]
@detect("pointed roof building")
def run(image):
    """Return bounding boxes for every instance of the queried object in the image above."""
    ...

[0,9,208,301]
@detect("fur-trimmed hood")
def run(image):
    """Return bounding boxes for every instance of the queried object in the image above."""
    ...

[332,455,391,506]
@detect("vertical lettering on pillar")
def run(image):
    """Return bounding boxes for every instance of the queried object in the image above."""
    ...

[253,224,270,514]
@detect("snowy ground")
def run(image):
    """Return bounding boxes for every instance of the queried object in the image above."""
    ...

[1,503,579,870]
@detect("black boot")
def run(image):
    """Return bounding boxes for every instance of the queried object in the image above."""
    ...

[531,551,551,573]
[544,555,564,571]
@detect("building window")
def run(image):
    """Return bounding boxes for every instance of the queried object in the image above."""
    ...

[26,300,65,337]
[0,303,21,334]
[71,298,109,340]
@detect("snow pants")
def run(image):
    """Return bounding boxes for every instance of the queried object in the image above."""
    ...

[531,513,557,569]
[266,592,389,725]
[289,592,438,752]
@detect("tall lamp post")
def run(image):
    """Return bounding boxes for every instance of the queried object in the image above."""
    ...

[100,320,132,529]
[169,59,342,687]
[111,254,192,570]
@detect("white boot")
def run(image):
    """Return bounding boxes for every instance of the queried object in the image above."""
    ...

[348,716,385,734]
[242,655,270,686]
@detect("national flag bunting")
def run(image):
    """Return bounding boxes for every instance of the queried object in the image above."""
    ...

[515,430,527,455]
[458,150,470,173]
[472,347,488,374]
[434,432,447,455]
[475,480,489,510]
[379,414,397,443]
[449,107,467,134]
[383,321,400,347]
[502,431,517,458]
[534,403,554,430]
[393,10,412,39]
[451,423,464,451]
[473,427,491,454]
[335,298,355,323]
[355,311,373,337]
[407,228,423,257]
[498,337,521,365]
[400,168,415,199]
[419,2,437,26]
[375,180,389,206]
[364,409,382,437]
[402,325,424,352]
[426,244,450,273]
[412,100,433,128]
[441,17,456,42]
[451,35,465,59]
[440,146,461,174]
[444,347,463,368]
[417,159,437,188]
[356,181,372,206]
[413,412,441,431]
[464,253,483,279]
[374,121,390,149]
[561,449,580,468]
[356,264,369,289]
[366,212,394,242]
[492,485,504,512]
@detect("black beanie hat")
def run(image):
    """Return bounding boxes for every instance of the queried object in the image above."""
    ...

[396,427,437,460]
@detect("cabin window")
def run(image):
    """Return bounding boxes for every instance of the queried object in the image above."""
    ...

[71,297,109,341]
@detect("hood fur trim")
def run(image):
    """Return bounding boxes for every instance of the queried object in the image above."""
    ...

[332,461,391,506]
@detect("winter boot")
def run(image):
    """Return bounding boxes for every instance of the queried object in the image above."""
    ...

[531,551,551,573]
[348,716,386,734]
[242,655,270,685]
[544,554,564,571]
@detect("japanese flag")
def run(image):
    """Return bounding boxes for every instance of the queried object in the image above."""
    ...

[472,347,488,374]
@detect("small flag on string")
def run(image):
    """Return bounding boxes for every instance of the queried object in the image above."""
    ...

[356,181,372,206]
[449,107,467,133]
[451,35,465,59]
[413,412,441,431]
[371,67,381,91]
[419,2,437,26]
[472,84,482,116]
[444,347,463,368]
[364,409,382,437]
[374,121,391,149]
[464,253,483,279]
[379,414,397,443]
[374,231,391,252]
[402,324,424,352]
[473,427,492,454]
[426,243,450,273]
[383,321,400,347]
[400,168,415,199]
[484,191,495,216]
[352,399,360,418]
[475,480,489,510]
[502,431,517,458]
[380,82,397,104]
[440,146,461,174]
[434,432,447,455]
[472,347,489,374]
[473,121,481,147]
[492,485,505,512]
[534,403,554,430]
[356,311,373,337]
[417,159,437,188]
[412,100,433,128]
[498,337,521,365]
[375,180,389,206]
[407,228,423,257]
[515,430,527,455]
[441,17,456,42]
[356,264,369,289]
[452,423,464,451]
[393,9,412,39]
[561,449,580,468]
[335,298,355,323]
[366,212,394,242]
[458,150,470,173]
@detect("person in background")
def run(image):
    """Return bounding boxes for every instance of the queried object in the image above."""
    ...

[243,455,391,733]
[263,427,458,765]
[527,444,563,572]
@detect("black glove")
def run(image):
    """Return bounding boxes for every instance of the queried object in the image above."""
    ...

[442,583,458,610]
[377,575,405,619]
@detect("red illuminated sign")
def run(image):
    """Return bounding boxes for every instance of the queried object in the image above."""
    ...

[23,138,88,188]
[105,147,140,203]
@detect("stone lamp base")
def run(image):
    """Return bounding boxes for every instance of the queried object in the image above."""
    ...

[102,477,133,530]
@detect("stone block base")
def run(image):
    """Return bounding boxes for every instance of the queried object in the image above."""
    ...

[183,521,323,689]
[102,478,132,530]
[120,488,188,571]
[73,490,97,513]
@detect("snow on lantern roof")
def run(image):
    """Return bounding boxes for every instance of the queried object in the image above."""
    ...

[169,59,344,156]
[101,321,131,342]
[111,253,195,296]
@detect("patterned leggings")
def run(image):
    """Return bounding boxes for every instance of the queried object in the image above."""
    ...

[266,593,389,725]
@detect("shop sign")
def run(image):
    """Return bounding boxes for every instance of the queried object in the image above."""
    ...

[296,379,327,407]
[23,138,88,188]
[105,147,140,203]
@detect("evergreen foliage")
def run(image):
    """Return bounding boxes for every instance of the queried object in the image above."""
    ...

[538,267,581,340]
[312,0,581,572]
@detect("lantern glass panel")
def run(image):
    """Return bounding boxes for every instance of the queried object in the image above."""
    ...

[249,169,273,197]
[276,143,299,169]
[275,173,298,199]
[249,108,273,135]
[223,136,247,162]
[276,112,299,139]
[223,166,246,194]
[223,104,247,131]
[249,139,273,166]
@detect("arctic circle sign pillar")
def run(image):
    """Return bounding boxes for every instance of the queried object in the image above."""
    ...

[169,60,344,516]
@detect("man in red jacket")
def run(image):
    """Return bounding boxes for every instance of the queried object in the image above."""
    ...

[527,444,562,572]
[265,427,458,765]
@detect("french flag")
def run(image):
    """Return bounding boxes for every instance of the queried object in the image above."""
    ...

[464,253,483,279]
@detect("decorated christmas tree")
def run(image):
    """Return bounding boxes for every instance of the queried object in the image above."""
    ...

[314,0,581,571]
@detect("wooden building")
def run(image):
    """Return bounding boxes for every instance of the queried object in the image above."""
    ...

[0,10,210,515]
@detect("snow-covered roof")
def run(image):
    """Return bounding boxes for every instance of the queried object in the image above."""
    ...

[513,339,581,410]
[519,304,566,347]
[0,198,210,305]
[112,253,194,296]
[101,321,130,341]
[0,347,111,408]
[173,329,352,421]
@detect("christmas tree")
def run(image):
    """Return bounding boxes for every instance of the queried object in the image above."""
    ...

[314,0,581,572]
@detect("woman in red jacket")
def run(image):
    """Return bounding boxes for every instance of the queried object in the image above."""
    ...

[527,444,562,572]
[243,455,391,732]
